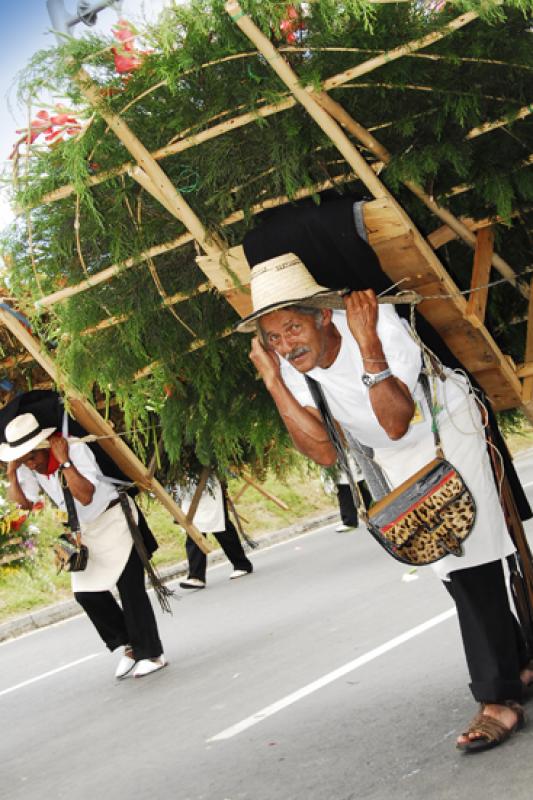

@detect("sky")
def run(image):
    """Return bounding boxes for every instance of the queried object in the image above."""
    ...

[0,0,173,228]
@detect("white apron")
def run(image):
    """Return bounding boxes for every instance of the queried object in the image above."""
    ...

[374,392,515,580]
[71,497,136,592]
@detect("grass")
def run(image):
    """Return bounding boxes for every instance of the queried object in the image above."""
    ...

[0,462,337,624]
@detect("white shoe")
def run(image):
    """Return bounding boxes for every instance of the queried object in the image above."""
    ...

[230,568,252,580]
[179,577,206,589]
[133,655,167,678]
[115,648,136,679]
[335,523,355,533]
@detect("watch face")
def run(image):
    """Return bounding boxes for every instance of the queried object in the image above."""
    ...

[362,374,374,387]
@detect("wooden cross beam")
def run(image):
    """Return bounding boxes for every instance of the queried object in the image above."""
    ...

[465,227,494,328]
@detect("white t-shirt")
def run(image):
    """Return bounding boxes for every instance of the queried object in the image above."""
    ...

[279,307,468,456]
[17,440,118,525]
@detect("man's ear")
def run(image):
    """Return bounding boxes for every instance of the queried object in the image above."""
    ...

[321,308,333,325]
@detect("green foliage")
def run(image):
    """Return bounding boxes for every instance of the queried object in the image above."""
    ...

[1,0,532,477]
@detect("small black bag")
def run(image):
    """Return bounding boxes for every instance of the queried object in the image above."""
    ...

[53,469,88,573]
[53,532,89,573]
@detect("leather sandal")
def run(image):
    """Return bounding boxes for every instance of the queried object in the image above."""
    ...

[456,702,525,753]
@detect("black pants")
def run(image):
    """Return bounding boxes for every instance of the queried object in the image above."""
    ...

[74,547,163,661]
[445,559,529,703]
[186,496,252,582]
[337,482,372,527]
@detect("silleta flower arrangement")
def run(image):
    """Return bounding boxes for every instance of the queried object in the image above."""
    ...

[0,494,40,570]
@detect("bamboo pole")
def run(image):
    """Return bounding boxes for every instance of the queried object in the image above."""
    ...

[466,104,533,140]
[44,69,250,318]
[447,154,533,197]
[0,307,211,553]
[36,232,194,308]
[35,170,360,309]
[133,327,234,381]
[239,473,290,511]
[77,68,222,258]
[313,91,529,299]
[79,282,211,338]
[321,9,483,91]
[36,97,297,208]
[225,0,472,306]
[33,8,483,211]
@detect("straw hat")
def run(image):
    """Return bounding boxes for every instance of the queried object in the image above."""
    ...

[0,413,56,462]
[235,253,345,333]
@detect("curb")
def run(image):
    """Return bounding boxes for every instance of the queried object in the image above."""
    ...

[0,510,338,644]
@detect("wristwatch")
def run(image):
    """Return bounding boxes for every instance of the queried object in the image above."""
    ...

[60,460,73,470]
[361,368,392,388]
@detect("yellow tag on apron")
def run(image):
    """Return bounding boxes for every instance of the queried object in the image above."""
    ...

[411,400,425,425]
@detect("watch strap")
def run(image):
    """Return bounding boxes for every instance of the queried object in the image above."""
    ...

[362,367,392,387]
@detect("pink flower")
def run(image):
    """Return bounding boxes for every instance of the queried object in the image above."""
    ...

[9,105,82,158]
[279,4,306,43]
[112,48,144,74]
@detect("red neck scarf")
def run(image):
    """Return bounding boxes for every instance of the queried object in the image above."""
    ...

[44,432,62,476]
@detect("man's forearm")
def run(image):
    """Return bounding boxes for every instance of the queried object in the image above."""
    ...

[60,465,95,506]
[267,377,337,466]
[359,336,415,439]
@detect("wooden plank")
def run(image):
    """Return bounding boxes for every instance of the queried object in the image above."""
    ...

[522,279,533,403]
[465,227,494,326]
[359,198,409,245]
[360,205,524,413]
[517,362,533,379]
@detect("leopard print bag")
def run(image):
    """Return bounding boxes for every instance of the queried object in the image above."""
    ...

[305,369,476,567]
[366,457,476,566]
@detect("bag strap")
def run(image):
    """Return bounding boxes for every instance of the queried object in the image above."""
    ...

[117,491,175,614]
[305,376,370,523]
[59,468,81,536]
[419,371,444,459]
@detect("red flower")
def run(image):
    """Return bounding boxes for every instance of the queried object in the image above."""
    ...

[279,3,306,43]
[112,48,144,74]
[111,18,151,75]
[9,104,82,158]
[10,514,28,532]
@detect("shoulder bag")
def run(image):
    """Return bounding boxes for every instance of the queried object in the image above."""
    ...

[305,371,476,566]
[52,469,88,573]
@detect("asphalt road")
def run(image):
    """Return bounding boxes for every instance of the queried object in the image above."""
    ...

[3,453,533,800]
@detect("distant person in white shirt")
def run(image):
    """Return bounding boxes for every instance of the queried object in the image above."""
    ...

[173,473,253,590]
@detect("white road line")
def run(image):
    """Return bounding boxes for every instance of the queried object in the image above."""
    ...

[0,653,101,698]
[207,607,456,742]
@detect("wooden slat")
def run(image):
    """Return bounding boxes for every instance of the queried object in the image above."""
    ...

[359,205,524,413]
[522,279,533,404]
[465,227,494,327]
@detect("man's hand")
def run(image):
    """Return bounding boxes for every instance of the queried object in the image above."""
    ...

[343,289,379,350]
[7,459,21,478]
[250,336,282,389]
[49,435,69,466]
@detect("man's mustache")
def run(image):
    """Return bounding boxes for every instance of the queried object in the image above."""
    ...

[287,347,310,362]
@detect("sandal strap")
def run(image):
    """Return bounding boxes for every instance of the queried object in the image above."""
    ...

[461,703,524,744]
